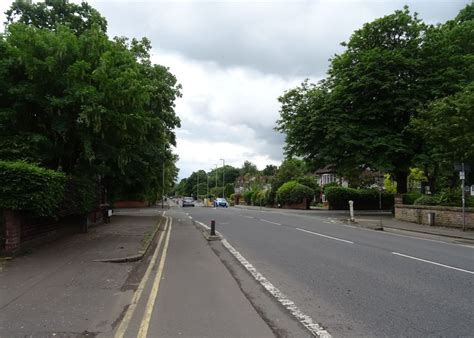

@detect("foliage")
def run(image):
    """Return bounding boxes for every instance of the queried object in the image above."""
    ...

[243,190,254,205]
[323,182,339,194]
[272,159,306,192]
[325,186,394,210]
[276,181,314,206]
[261,164,277,177]
[402,192,423,205]
[0,160,65,216]
[384,174,397,194]
[0,1,181,203]
[413,195,440,206]
[57,176,99,216]
[240,161,258,177]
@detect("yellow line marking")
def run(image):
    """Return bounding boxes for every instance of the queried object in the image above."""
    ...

[137,217,172,338]
[114,216,168,338]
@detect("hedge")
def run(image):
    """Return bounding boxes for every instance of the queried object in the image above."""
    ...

[277,181,314,205]
[57,176,99,216]
[0,161,66,216]
[325,186,394,210]
[402,192,423,205]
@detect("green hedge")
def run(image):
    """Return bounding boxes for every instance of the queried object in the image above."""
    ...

[277,181,314,205]
[413,195,439,206]
[402,192,423,205]
[413,193,474,207]
[325,186,394,210]
[57,176,99,216]
[0,161,66,216]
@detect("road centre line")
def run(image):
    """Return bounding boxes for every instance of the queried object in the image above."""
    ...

[114,216,169,338]
[392,252,474,275]
[137,218,173,337]
[260,219,282,225]
[296,228,354,244]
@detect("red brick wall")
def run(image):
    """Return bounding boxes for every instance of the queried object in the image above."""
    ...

[395,204,474,229]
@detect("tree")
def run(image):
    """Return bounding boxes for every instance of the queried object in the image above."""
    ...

[240,160,258,177]
[0,1,181,202]
[261,164,277,177]
[278,7,427,194]
[5,0,107,35]
[272,159,306,192]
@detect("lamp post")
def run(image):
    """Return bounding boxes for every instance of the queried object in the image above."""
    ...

[215,164,218,191]
[220,159,225,198]
[197,171,199,201]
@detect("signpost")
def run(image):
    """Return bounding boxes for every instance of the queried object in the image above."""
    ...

[455,163,469,231]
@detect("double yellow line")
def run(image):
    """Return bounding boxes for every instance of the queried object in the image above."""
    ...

[115,214,173,338]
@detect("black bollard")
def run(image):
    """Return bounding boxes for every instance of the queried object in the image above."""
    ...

[211,220,216,236]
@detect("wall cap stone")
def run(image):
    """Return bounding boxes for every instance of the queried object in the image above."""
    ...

[395,204,474,213]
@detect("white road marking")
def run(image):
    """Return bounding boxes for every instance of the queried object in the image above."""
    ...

[137,218,173,337]
[244,215,254,219]
[260,219,282,226]
[114,216,169,338]
[188,215,192,219]
[221,239,331,337]
[392,252,474,275]
[296,228,354,244]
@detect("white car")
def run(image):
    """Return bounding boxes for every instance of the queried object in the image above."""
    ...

[214,198,229,208]
[182,197,195,207]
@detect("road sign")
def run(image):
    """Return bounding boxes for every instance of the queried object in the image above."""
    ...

[460,171,465,180]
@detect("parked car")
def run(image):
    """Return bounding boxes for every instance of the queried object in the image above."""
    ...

[214,198,229,208]
[182,197,195,207]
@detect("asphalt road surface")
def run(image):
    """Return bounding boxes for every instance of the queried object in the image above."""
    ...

[184,205,474,337]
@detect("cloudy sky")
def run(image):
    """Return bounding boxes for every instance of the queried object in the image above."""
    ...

[1,0,469,179]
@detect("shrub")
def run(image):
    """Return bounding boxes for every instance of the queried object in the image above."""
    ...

[277,181,314,205]
[413,195,440,206]
[0,161,66,216]
[57,176,99,216]
[325,186,394,210]
[402,192,423,205]
[323,182,339,194]
[243,190,254,205]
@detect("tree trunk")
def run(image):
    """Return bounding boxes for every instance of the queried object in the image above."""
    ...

[395,171,408,194]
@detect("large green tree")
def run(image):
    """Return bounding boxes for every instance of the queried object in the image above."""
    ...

[0,1,181,202]
[278,7,428,193]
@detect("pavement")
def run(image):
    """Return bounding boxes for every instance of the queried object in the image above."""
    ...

[0,208,164,336]
[234,204,474,242]
[0,205,281,337]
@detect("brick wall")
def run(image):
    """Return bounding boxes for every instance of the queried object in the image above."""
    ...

[395,204,474,229]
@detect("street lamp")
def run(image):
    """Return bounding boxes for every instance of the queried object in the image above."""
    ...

[197,171,199,201]
[215,164,218,192]
[220,159,225,198]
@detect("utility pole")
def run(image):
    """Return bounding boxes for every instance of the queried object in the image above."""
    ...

[197,171,199,201]
[215,164,218,192]
[220,159,225,198]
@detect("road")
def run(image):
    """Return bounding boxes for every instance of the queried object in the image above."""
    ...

[184,205,474,337]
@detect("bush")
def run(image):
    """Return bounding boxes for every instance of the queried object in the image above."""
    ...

[277,181,314,206]
[57,177,99,216]
[325,186,394,210]
[0,161,66,216]
[402,192,423,205]
[243,190,254,205]
[265,189,276,206]
[323,182,339,194]
[413,195,440,206]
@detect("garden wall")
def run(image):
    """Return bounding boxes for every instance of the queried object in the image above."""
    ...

[395,204,474,229]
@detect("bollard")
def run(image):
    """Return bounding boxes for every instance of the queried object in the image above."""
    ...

[349,200,355,222]
[211,220,216,236]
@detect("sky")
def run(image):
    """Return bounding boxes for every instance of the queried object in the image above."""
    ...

[1,0,469,179]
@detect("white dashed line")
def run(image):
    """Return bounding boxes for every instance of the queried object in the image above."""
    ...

[260,219,282,226]
[392,252,474,275]
[296,228,354,244]
[221,239,331,337]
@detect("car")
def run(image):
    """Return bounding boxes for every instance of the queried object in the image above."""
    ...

[214,198,229,208]
[182,197,195,207]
